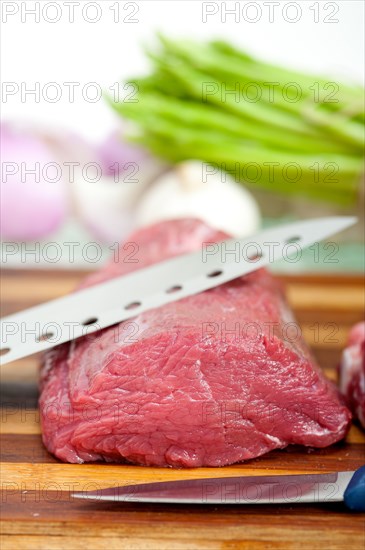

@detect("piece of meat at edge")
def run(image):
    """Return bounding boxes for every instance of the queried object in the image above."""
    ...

[39,218,351,467]
[339,321,365,428]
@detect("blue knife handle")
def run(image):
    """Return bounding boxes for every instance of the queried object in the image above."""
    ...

[344,465,365,512]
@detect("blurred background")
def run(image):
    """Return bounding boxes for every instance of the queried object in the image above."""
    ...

[1,0,364,272]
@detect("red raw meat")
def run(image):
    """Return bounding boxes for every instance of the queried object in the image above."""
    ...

[39,219,351,466]
[339,321,365,428]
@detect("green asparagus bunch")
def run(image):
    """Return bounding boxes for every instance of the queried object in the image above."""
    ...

[107,35,365,204]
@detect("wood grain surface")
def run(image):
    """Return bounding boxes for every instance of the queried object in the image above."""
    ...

[0,269,364,550]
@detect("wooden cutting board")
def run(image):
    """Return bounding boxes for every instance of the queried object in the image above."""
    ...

[1,270,364,550]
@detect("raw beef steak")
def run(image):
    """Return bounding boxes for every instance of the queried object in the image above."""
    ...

[339,321,365,428]
[39,219,351,467]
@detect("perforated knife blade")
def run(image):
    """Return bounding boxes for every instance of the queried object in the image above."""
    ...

[0,216,356,365]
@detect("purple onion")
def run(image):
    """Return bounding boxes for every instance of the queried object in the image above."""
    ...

[1,123,68,241]
[97,131,147,177]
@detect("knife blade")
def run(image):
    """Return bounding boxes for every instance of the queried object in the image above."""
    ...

[72,466,365,508]
[0,216,356,365]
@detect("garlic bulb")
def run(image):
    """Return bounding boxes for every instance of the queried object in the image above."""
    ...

[71,132,166,243]
[135,161,261,237]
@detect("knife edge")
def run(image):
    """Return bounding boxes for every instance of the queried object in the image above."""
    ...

[72,470,354,504]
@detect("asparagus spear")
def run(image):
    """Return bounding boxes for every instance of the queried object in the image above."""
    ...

[132,132,359,204]
[107,35,364,204]
[110,91,355,155]
[210,39,364,104]
[152,38,364,150]
[120,113,361,201]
